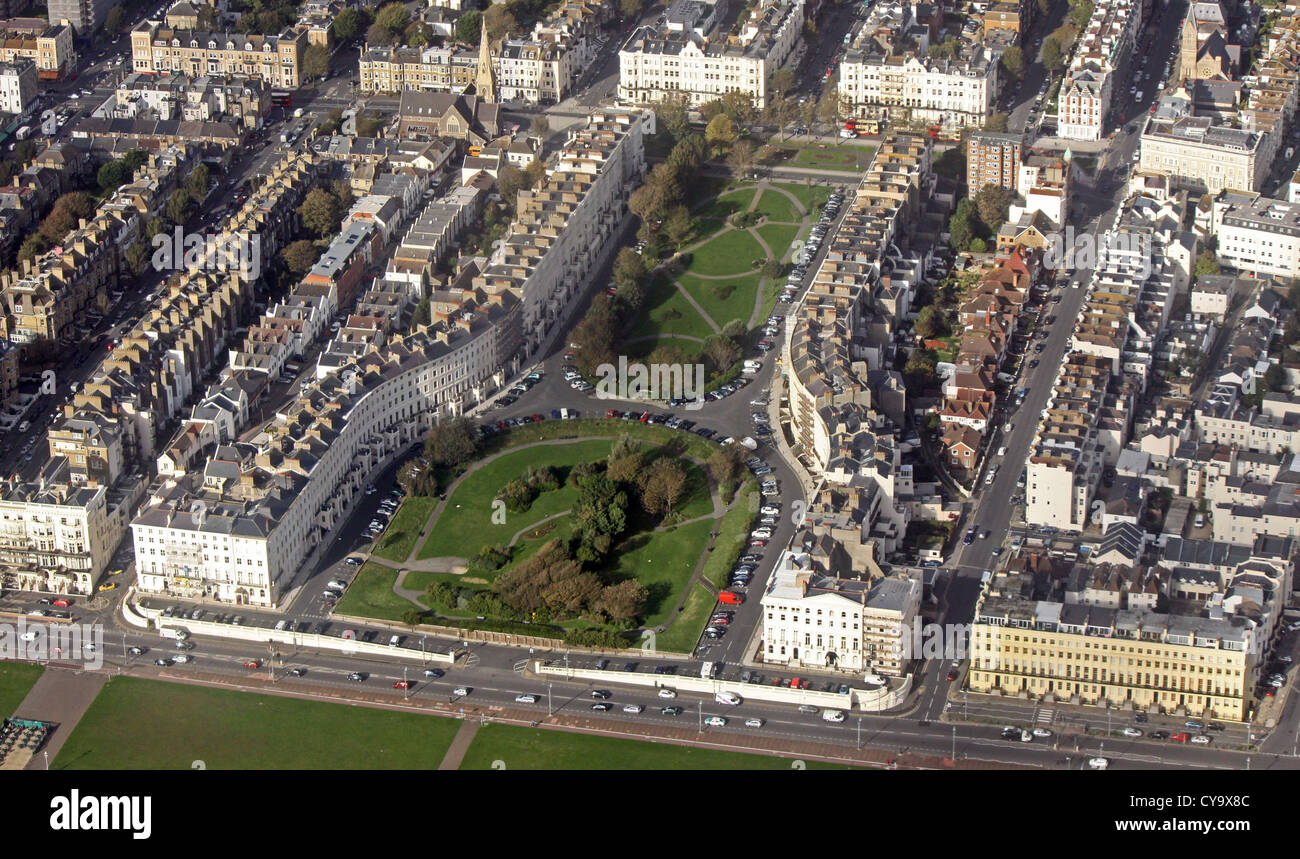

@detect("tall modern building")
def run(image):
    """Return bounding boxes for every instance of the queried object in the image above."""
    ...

[47,0,114,36]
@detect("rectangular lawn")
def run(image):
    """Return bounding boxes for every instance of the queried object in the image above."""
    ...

[53,677,461,769]
[458,722,858,769]
[0,662,43,718]
[372,495,438,563]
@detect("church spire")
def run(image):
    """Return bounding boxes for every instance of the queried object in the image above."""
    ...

[476,16,497,103]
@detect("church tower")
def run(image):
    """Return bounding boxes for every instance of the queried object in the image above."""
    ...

[476,17,497,103]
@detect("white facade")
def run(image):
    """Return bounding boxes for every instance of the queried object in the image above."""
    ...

[0,58,36,115]
[838,50,997,129]
[617,0,805,110]
[760,550,920,676]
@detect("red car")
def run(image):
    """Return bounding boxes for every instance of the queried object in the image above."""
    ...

[393,680,411,689]
[1171,732,1189,742]
[243,660,260,669]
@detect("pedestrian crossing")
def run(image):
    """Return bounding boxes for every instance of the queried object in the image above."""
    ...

[1034,707,1055,725]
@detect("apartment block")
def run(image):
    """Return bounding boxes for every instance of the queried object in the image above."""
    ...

[132,294,520,607]
[472,109,647,355]
[131,21,308,89]
[838,46,998,130]
[617,0,806,110]
[0,56,35,114]
[966,130,1022,194]
[0,460,135,596]
[0,20,75,79]
[761,548,920,676]
[1057,0,1141,140]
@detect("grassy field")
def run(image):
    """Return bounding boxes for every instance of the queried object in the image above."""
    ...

[755,223,801,264]
[371,495,438,563]
[629,274,718,342]
[458,722,858,769]
[332,561,418,622]
[684,229,767,277]
[417,440,613,561]
[693,187,756,220]
[701,482,759,589]
[755,189,802,223]
[774,181,834,214]
[53,677,461,769]
[677,271,760,330]
[612,516,715,628]
[0,663,43,718]
[654,582,713,653]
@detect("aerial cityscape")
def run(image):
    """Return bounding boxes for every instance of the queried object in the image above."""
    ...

[0,0,1294,787]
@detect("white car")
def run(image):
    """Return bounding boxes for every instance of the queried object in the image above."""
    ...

[1122,727,1143,738]
[657,688,677,699]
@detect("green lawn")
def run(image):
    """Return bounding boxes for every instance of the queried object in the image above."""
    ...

[458,722,858,769]
[774,181,834,214]
[629,274,718,342]
[417,440,613,561]
[332,561,419,622]
[53,677,461,769]
[755,189,801,223]
[756,223,801,263]
[692,188,756,220]
[0,662,43,718]
[371,495,438,563]
[701,482,758,589]
[684,229,767,277]
[612,516,715,628]
[654,582,713,653]
[677,271,760,331]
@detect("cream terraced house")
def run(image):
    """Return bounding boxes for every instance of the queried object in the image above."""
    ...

[1139,104,1264,194]
[617,0,805,110]
[0,462,135,596]
[761,549,921,676]
[970,583,1257,721]
[131,21,307,89]
[132,298,520,608]
[837,48,998,129]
